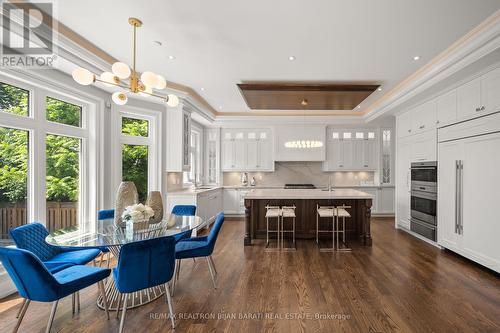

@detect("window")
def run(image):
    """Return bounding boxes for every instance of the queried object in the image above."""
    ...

[184,130,201,184]
[0,78,94,237]
[0,127,29,239]
[0,82,29,117]
[368,131,376,139]
[46,134,81,231]
[46,97,81,127]
[331,132,339,139]
[382,129,392,184]
[121,114,152,203]
[343,132,352,139]
[355,132,364,139]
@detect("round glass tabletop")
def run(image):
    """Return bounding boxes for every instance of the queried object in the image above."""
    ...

[45,214,203,248]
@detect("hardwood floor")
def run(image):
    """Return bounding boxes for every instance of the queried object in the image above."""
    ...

[1,217,499,333]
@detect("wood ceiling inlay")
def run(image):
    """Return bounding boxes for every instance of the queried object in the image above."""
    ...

[237,83,380,110]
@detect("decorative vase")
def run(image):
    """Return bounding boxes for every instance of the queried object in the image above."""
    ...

[114,181,139,226]
[126,218,150,232]
[146,191,163,223]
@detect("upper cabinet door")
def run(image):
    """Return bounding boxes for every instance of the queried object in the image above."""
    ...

[437,89,457,126]
[221,139,234,170]
[411,99,437,134]
[457,77,481,120]
[397,111,412,137]
[481,67,500,114]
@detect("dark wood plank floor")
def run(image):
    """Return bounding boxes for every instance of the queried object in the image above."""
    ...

[1,217,499,333]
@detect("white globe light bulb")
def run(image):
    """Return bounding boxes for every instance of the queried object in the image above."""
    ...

[155,75,167,90]
[166,94,179,107]
[72,68,95,85]
[111,62,131,79]
[100,72,118,87]
[112,91,128,105]
[140,71,158,88]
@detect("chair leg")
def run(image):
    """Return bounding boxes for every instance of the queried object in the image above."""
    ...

[171,259,180,297]
[98,281,109,320]
[209,256,218,276]
[45,300,58,333]
[106,252,111,269]
[164,283,176,329]
[76,291,80,312]
[72,293,75,314]
[118,294,128,333]
[15,299,27,319]
[116,294,123,319]
[206,256,217,289]
[13,299,30,333]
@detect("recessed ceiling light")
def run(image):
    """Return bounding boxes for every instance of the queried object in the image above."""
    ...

[377,87,382,91]
[153,40,162,46]
[200,87,205,91]
[168,55,176,60]
[218,106,223,110]
[357,105,361,109]
[413,55,420,61]
[288,56,296,61]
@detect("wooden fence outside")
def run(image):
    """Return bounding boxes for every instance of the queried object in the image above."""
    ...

[0,202,78,238]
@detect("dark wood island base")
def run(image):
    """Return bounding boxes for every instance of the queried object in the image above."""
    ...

[244,194,373,246]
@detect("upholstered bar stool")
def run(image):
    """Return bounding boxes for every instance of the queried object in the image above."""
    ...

[316,204,336,252]
[280,205,296,251]
[265,205,281,251]
[334,205,352,251]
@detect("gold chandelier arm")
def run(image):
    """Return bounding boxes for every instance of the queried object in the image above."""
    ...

[94,78,129,90]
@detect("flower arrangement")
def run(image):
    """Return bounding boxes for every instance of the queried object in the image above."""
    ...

[121,203,155,223]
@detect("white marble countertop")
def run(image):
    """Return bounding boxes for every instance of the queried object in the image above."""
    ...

[244,188,373,199]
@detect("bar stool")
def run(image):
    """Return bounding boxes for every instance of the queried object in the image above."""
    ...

[316,204,336,252]
[265,205,281,251]
[334,205,351,251]
[280,205,296,251]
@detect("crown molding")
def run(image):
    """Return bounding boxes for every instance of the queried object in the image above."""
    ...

[363,10,500,122]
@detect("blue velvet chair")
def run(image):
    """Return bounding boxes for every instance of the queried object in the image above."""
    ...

[171,205,197,243]
[0,247,111,333]
[9,223,101,266]
[114,236,176,332]
[172,213,224,294]
[97,209,115,268]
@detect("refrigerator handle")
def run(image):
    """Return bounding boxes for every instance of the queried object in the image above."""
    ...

[459,160,464,235]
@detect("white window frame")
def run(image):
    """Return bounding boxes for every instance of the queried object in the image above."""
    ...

[0,70,101,297]
[110,104,162,201]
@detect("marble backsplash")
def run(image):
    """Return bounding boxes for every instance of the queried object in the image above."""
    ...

[166,172,184,191]
[223,162,375,187]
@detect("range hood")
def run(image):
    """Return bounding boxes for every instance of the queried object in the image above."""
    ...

[274,125,326,161]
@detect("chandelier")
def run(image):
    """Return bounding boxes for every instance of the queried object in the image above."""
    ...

[284,99,324,149]
[72,17,179,107]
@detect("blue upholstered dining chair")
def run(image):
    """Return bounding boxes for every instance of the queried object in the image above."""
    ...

[9,223,101,266]
[0,247,111,333]
[114,236,177,332]
[171,205,197,243]
[172,212,224,294]
[97,209,115,268]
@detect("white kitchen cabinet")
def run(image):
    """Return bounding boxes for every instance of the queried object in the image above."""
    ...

[480,67,500,114]
[396,138,411,229]
[436,89,457,126]
[323,129,377,171]
[410,130,437,162]
[223,188,250,215]
[457,77,481,120]
[166,105,191,172]
[438,117,500,273]
[411,99,437,134]
[397,111,412,138]
[223,188,239,214]
[166,188,223,228]
[221,128,274,172]
[205,128,220,184]
[378,187,395,214]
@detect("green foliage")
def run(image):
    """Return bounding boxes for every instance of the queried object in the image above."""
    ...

[46,97,81,127]
[122,144,148,203]
[1,82,150,204]
[121,117,149,137]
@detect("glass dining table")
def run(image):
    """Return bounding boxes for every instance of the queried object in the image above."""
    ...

[45,213,203,310]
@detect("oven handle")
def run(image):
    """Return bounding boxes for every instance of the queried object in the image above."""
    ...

[410,167,437,170]
[411,190,437,201]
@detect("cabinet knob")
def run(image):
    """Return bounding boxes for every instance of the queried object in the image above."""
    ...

[408,129,411,133]
[480,105,486,111]
[364,165,368,167]
[475,107,480,112]
[339,165,344,167]
[419,125,425,129]
[436,120,440,124]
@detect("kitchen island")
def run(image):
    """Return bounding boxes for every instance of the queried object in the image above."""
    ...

[243,188,373,246]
